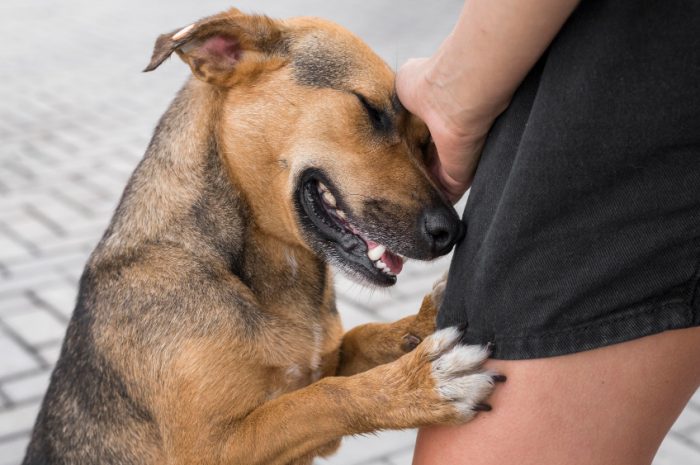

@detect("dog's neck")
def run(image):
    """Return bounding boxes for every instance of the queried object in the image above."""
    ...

[98,80,238,256]
[97,79,330,308]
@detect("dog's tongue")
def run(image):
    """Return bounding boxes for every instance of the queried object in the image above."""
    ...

[367,241,404,275]
[381,250,404,274]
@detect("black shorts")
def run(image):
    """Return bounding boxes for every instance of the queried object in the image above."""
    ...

[437,0,700,359]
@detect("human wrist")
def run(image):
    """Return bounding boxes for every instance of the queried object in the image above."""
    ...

[423,40,511,134]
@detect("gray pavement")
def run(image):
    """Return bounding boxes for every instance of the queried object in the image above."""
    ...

[0,1,698,464]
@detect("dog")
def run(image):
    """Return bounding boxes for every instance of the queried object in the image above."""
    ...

[23,8,502,465]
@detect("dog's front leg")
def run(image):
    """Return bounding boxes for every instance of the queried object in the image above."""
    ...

[336,273,447,376]
[223,326,498,465]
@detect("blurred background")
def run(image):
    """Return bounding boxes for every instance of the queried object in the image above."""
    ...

[0,1,697,464]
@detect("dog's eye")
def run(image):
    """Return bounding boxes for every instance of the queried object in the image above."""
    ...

[354,93,391,132]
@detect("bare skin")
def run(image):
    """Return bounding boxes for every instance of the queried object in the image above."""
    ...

[413,327,700,465]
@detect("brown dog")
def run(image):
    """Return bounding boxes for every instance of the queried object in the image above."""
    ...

[23,8,501,465]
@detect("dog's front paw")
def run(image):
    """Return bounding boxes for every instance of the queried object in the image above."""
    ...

[426,328,502,421]
[399,272,449,352]
[403,327,503,424]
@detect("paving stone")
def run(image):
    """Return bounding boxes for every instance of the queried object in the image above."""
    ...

[0,273,67,297]
[3,311,67,346]
[688,426,700,447]
[0,436,30,465]
[2,371,51,405]
[316,430,417,465]
[385,447,414,465]
[0,234,31,263]
[336,300,377,330]
[671,405,700,433]
[653,433,700,465]
[32,285,77,320]
[18,196,86,232]
[2,215,58,242]
[33,236,95,260]
[0,403,40,438]
[0,335,39,379]
[38,346,62,367]
[5,251,91,280]
[0,295,37,318]
[690,389,700,409]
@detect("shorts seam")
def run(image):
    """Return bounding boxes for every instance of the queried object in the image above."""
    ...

[688,249,700,321]
[462,298,697,359]
[492,299,691,341]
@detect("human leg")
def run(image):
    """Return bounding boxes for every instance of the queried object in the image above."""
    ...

[413,326,700,465]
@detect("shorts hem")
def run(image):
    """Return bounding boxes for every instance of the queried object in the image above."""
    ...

[461,300,698,360]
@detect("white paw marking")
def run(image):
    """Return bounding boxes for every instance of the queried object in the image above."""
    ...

[426,328,495,419]
[423,327,461,358]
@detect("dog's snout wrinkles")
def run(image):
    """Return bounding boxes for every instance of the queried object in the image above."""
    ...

[421,207,464,256]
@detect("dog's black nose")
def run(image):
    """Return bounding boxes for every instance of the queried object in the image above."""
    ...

[420,207,465,256]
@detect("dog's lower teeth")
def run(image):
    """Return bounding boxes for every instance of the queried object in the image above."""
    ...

[367,245,385,261]
[336,209,347,220]
[375,260,387,270]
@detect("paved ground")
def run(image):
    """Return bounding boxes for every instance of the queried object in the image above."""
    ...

[0,1,698,464]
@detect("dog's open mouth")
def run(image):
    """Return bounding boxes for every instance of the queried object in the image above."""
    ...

[297,171,404,286]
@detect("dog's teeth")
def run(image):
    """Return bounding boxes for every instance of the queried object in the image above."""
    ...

[336,209,347,220]
[382,268,394,276]
[322,191,336,207]
[375,260,387,269]
[318,182,328,192]
[367,245,386,261]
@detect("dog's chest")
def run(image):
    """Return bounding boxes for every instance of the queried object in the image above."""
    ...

[279,362,322,394]
[255,260,341,400]
[266,321,326,400]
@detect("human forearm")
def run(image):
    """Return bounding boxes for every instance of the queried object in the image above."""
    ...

[428,0,581,126]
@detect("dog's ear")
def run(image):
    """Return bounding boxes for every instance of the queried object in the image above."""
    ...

[143,8,287,86]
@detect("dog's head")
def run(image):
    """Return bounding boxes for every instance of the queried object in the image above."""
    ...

[146,8,463,286]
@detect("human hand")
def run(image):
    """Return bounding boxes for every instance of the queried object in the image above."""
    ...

[396,58,498,203]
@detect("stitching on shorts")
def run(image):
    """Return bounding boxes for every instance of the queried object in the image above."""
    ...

[490,237,700,343]
[491,299,692,341]
[688,242,700,296]
[685,238,700,321]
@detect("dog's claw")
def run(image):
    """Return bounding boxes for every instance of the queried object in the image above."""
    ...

[492,374,507,383]
[473,403,492,412]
